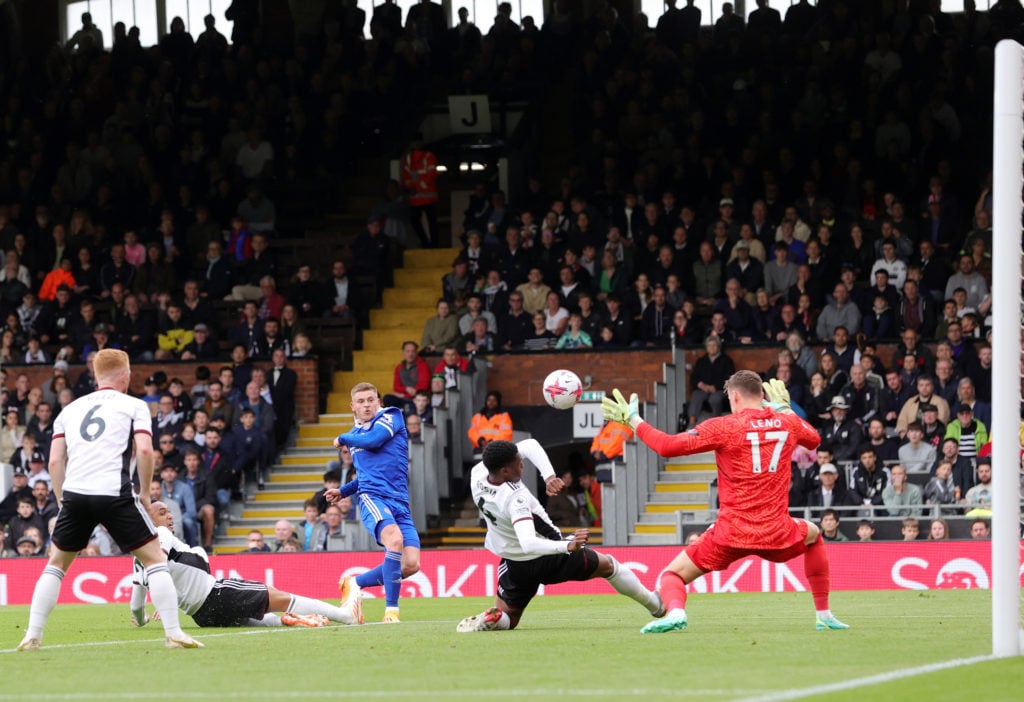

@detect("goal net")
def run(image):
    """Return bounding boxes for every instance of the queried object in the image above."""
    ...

[991,39,1024,658]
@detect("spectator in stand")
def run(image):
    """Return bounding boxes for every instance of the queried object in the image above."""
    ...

[383,341,431,411]
[944,254,989,312]
[765,243,794,306]
[467,392,513,452]
[896,375,951,438]
[286,265,324,318]
[180,324,218,361]
[819,509,848,542]
[864,417,899,462]
[839,365,879,427]
[684,336,734,429]
[862,293,895,339]
[522,311,557,350]
[515,267,551,316]
[691,242,722,310]
[956,377,990,428]
[229,232,277,301]
[200,241,233,300]
[228,301,265,358]
[817,283,861,339]
[933,359,959,408]
[851,447,887,510]
[899,422,937,475]
[819,396,862,463]
[966,343,992,403]
[555,312,593,350]
[442,256,472,305]
[269,349,297,447]
[351,216,392,289]
[932,438,976,499]
[434,346,471,389]
[897,279,935,337]
[806,464,852,515]
[459,293,497,335]
[323,260,364,325]
[919,403,946,448]
[923,462,958,513]
[421,299,460,354]
[944,404,987,460]
[155,303,194,360]
[963,457,993,510]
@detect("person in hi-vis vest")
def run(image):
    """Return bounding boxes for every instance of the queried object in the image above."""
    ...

[401,138,439,248]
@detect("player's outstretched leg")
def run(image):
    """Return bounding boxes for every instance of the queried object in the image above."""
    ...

[338,576,365,625]
[641,571,689,634]
[803,528,849,631]
[599,554,665,617]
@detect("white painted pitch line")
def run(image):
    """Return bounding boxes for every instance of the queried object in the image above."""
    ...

[0,690,761,701]
[734,655,995,702]
[0,618,462,654]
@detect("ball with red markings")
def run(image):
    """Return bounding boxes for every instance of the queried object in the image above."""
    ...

[542,369,583,410]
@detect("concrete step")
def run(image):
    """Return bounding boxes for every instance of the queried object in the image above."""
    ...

[453,517,484,527]
[658,470,716,483]
[382,287,440,308]
[279,454,340,466]
[361,328,424,351]
[251,490,318,502]
[665,453,715,465]
[268,473,322,484]
[403,248,461,268]
[648,492,708,504]
[394,268,446,288]
[653,482,708,494]
[350,351,403,374]
[628,533,679,546]
[298,423,352,440]
[368,309,434,330]
[634,523,676,534]
[241,507,305,519]
[644,502,711,513]
[664,463,717,473]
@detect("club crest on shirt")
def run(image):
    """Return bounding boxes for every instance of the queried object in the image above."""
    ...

[687,429,700,436]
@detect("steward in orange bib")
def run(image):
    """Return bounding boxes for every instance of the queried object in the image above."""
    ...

[467,391,513,449]
[590,420,634,462]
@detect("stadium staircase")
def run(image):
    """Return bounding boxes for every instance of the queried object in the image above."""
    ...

[214,247,461,552]
[628,452,716,546]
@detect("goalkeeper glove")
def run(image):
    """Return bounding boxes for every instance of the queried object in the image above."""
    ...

[762,378,791,412]
[601,388,639,425]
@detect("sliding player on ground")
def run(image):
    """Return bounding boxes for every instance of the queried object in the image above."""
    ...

[602,372,849,633]
[130,501,362,628]
[456,438,664,632]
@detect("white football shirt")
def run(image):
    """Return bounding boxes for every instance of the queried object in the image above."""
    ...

[470,462,563,562]
[134,526,214,615]
[54,389,154,497]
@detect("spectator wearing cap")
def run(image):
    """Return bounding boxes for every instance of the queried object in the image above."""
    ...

[944,403,988,460]
[806,463,854,514]
[724,240,763,303]
[896,375,951,438]
[25,449,50,489]
[80,322,120,361]
[181,323,218,361]
[0,465,31,524]
[919,403,946,447]
[819,395,862,463]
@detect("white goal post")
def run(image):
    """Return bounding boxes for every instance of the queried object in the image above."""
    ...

[991,39,1023,659]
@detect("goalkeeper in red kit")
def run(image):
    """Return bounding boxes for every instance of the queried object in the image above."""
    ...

[602,370,849,633]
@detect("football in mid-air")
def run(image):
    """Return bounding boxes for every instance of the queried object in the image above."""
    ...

[542,369,583,410]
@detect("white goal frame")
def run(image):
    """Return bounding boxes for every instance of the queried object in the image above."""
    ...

[991,39,1023,659]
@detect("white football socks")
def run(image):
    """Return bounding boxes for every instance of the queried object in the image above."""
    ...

[605,556,662,615]
[289,595,355,624]
[25,565,65,640]
[145,564,187,639]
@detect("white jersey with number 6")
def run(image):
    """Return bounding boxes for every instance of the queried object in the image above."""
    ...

[53,389,154,497]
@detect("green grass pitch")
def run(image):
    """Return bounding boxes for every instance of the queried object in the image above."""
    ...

[1,590,1021,701]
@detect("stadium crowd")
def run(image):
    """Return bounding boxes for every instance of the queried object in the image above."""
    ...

[4,0,1024,553]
